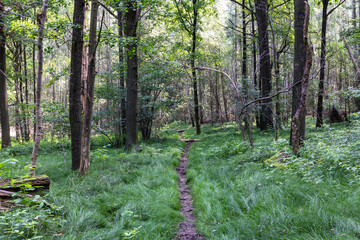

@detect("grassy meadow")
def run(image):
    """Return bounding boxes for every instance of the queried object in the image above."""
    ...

[1,116,360,239]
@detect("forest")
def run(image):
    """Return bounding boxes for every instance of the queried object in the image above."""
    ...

[1,0,360,239]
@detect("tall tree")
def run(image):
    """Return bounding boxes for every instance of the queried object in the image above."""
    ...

[116,8,126,147]
[291,0,312,154]
[171,0,215,134]
[69,0,85,170]
[255,0,273,130]
[125,0,141,149]
[0,0,10,148]
[316,0,345,127]
[291,0,307,144]
[79,0,99,176]
[190,0,201,134]
[30,0,48,177]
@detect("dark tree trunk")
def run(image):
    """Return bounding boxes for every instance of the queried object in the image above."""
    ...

[214,71,221,123]
[32,43,36,140]
[69,0,85,171]
[0,0,10,148]
[251,10,260,129]
[316,0,329,127]
[13,46,22,142]
[291,0,307,145]
[291,1,312,154]
[116,9,126,147]
[209,74,214,125]
[242,0,247,80]
[30,0,48,177]
[81,7,88,113]
[199,78,204,124]
[255,0,273,130]
[221,74,229,122]
[23,45,30,141]
[79,0,99,176]
[125,1,140,150]
[192,0,201,134]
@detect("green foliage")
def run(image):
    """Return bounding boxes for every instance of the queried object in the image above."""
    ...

[184,119,360,239]
[0,134,185,239]
[0,195,63,240]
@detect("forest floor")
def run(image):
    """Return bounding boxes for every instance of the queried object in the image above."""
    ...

[175,130,204,240]
[1,116,360,239]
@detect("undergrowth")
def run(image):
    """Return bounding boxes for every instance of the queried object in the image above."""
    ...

[0,132,184,239]
[1,119,360,239]
[186,119,360,239]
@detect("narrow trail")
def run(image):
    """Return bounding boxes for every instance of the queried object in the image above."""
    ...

[174,130,205,240]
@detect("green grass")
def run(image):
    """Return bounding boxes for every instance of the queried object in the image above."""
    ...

[186,120,360,239]
[1,119,360,239]
[0,133,185,239]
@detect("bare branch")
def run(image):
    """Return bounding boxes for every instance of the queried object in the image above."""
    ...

[327,0,346,17]
[229,0,254,14]
[98,1,117,18]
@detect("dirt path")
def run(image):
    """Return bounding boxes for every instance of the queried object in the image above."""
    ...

[174,130,205,240]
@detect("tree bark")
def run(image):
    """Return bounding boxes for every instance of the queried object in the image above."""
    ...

[316,0,328,127]
[69,0,85,170]
[81,6,88,113]
[30,0,48,177]
[79,0,99,176]
[23,45,30,141]
[221,74,229,122]
[291,0,307,145]
[291,1,312,155]
[125,1,140,150]
[251,10,260,129]
[32,42,36,140]
[0,0,10,148]
[255,0,273,130]
[343,37,360,110]
[192,0,201,134]
[115,10,126,147]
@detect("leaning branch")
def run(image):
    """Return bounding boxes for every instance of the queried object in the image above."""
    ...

[327,0,346,17]
[181,63,301,116]
[343,37,360,86]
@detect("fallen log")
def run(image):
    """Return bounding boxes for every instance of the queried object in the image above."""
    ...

[0,189,34,211]
[0,189,33,199]
[0,175,50,192]
[0,176,50,211]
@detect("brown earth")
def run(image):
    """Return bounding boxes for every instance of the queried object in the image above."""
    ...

[174,130,205,240]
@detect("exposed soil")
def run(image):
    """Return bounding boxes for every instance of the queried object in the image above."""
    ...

[174,130,205,240]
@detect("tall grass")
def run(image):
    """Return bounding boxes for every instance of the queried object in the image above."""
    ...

[0,132,185,239]
[187,121,360,239]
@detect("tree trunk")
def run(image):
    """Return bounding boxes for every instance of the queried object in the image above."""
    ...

[13,45,22,142]
[316,0,329,127]
[255,0,273,130]
[192,0,201,134]
[199,78,204,124]
[221,74,229,122]
[79,0,99,176]
[242,0,247,81]
[69,0,85,171]
[291,0,307,145]
[214,71,221,123]
[23,45,30,141]
[291,1,312,155]
[32,42,36,140]
[251,10,260,129]
[30,0,48,177]
[0,0,10,148]
[115,9,126,147]
[81,6,88,113]
[125,1,140,150]
[343,37,360,111]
